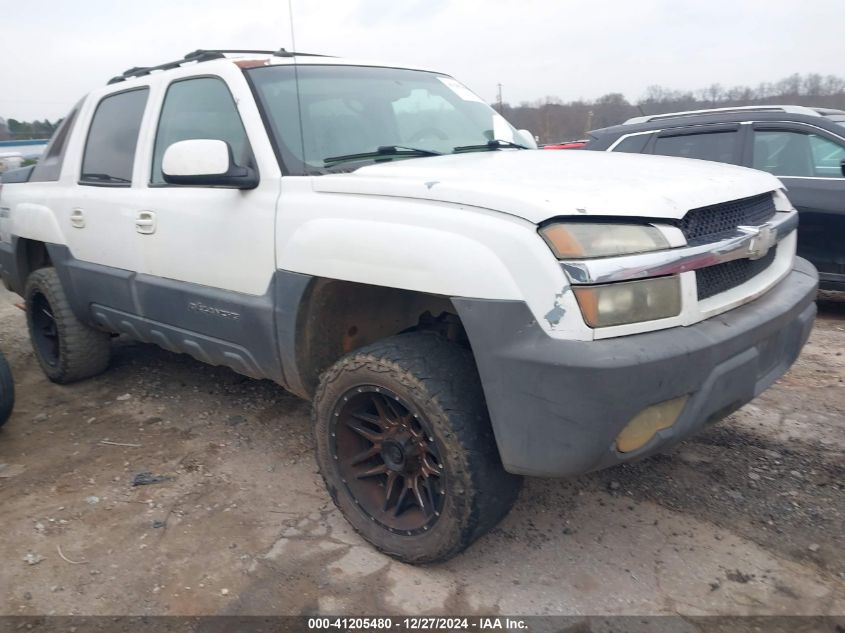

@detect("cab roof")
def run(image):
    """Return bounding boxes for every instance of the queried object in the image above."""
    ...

[106,48,439,85]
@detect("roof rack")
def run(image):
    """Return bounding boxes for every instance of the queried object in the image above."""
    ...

[624,105,823,125]
[107,48,327,85]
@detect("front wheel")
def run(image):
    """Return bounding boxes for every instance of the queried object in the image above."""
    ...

[313,333,522,564]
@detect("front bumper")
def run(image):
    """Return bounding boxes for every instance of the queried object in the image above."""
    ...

[453,258,818,477]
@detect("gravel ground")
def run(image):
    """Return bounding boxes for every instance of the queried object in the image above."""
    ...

[0,285,843,617]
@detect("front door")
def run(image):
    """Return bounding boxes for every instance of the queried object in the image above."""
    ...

[746,123,845,286]
[127,73,282,379]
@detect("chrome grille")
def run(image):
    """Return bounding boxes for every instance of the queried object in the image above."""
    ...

[674,193,777,244]
[696,247,778,300]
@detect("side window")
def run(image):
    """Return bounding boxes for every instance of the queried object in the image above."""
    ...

[610,133,651,154]
[152,77,252,185]
[753,130,845,178]
[80,89,149,185]
[652,131,739,164]
[810,134,845,177]
[30,100,82,182]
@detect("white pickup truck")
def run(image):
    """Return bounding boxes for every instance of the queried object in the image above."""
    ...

[0,49,817,563]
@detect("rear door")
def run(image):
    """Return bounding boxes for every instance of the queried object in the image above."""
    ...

[46,87,150,313]
[743,122,845,283]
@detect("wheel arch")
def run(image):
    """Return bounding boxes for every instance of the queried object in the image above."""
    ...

[276,272,468,399]
[7,237,53,294]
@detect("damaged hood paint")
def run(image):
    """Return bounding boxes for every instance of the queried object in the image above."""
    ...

[312,150,782,223]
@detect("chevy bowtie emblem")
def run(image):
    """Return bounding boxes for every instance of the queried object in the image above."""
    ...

[738,223,777,260]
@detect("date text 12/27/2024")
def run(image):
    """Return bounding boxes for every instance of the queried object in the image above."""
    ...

[306,617,529,631]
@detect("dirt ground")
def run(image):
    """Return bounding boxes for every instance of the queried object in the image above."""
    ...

[1,285,843,617]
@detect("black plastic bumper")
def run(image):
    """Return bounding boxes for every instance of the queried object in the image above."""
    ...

[453,258,818,477]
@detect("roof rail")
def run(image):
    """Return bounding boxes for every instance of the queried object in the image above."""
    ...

[814,107,845,116]
[107,48,328,85]
[624,105,823,125]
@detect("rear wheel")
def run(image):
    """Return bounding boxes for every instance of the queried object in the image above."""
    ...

[313,332,522,563]
[24,268,110,384]
[0,352,13,427]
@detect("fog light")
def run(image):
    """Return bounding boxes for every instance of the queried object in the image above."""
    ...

[616,396,688,453]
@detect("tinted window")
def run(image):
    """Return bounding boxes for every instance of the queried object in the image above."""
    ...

[652,131,739,164]
[80,89,148,185]
[30,100,82,182]
[611,133,651,153]
[152,77,251,185]
[753,130,845,178]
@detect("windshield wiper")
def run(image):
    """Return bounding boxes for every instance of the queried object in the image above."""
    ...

[452,139,529,153]
[324,145,443,166]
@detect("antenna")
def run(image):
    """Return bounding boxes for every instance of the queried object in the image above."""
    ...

[288,0,308,171]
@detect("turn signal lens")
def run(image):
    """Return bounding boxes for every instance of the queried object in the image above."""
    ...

[616,396,689,453]
[573,275,681,328]
[540,223,669,259]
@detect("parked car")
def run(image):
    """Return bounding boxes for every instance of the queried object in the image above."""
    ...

[585,105,845,290]
[0,50,817,563]
[543,140,587,150]
[0,351,13,427]
[0,152,25,174]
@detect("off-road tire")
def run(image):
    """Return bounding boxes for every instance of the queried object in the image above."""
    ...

[0,352,13,426]
[24,267,111,384]
[313,332,522,564]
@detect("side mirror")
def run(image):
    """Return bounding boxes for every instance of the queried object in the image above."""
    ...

[516,129,539,149]
[162,139,258,189]
[841,158,845,178]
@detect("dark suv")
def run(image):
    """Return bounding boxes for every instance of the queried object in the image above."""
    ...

[585,106,845,290]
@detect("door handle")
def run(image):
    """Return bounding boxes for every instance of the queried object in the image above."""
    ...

[70,208,85,229]
[136,210,157,235]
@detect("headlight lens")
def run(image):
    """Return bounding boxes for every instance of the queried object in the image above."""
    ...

[540,223,669,259]
[573,276,681,328]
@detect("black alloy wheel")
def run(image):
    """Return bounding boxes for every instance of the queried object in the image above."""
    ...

[331,386,446,535]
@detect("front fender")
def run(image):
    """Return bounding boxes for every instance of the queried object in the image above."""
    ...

[275,190,590,340]
[279,217,522,300]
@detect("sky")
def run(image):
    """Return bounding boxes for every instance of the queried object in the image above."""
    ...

[2,0,844,121]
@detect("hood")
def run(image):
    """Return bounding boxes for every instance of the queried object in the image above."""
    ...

[312,150,782,223]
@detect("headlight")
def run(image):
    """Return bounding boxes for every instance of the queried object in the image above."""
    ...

[573,276,681,328]
[540,223,669,259]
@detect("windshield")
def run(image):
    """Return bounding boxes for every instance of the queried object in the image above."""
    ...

[247,65,521,174]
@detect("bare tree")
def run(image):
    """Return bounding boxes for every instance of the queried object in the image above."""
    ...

[500,73,845,144]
